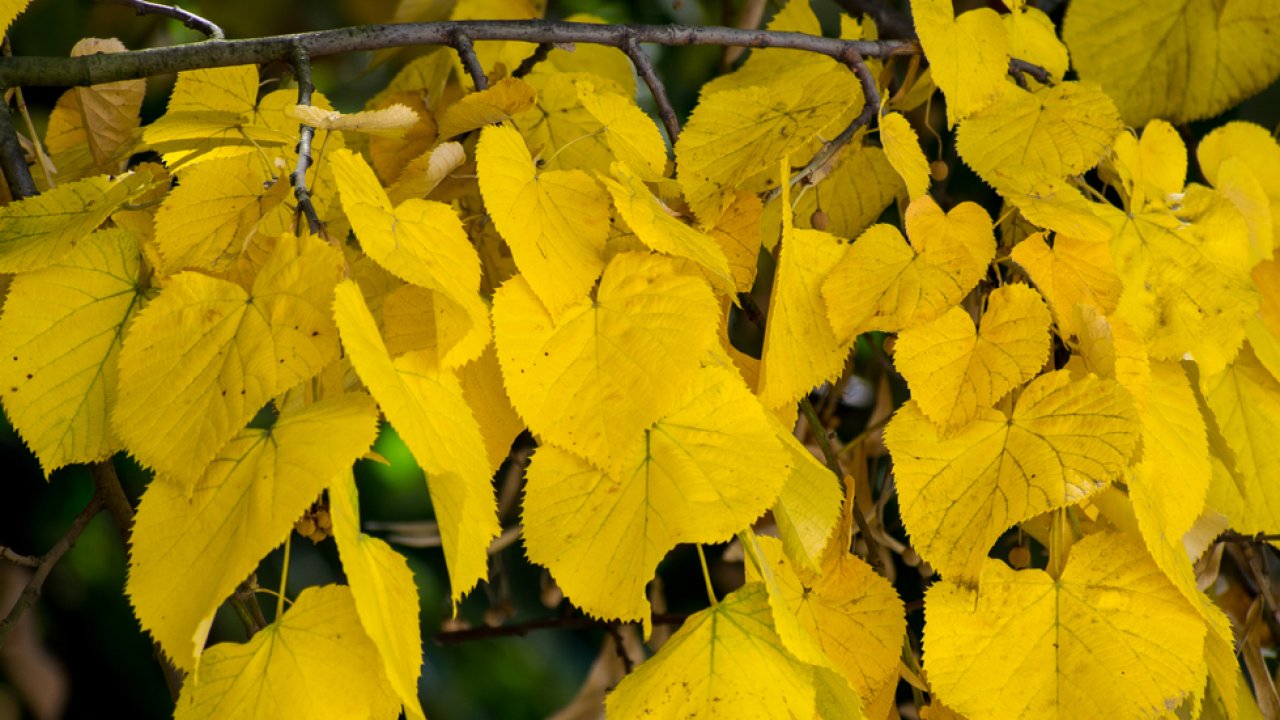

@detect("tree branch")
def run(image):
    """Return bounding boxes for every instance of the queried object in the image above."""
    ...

[450,30,488,90]
[0,547,40,568]
[96,0,225,40]
[511,41,553,79]
[287,43,324,238]
[0,21,920,89]
[0,92,36,199]
[0,490,104,647]
[435,612,689,645]
[624,36,680,144]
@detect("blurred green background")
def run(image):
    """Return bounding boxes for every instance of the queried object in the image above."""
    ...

[4,0,1280,718]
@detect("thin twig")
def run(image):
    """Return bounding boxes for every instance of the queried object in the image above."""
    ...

[0,91,36,199]
[511,41,553,79]
[0,547,39,568]
[451,31,488,90]
[434,612,689,645]
[624,35,680,144]
[2,38,54,189]
[231,577,267,634]
[287,42,324,237]
[0,490,105,647]
[605,622,635,675]
[1221,531,1280,545]
[97,0,224,39]
[0,21,920,89]
[1008,58,1053,86]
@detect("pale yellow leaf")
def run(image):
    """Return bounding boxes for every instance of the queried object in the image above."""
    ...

[771,430,842,575]
[878,112,930,200]
[333,280,498,604]
[1011,232,1122,339]
[709,191,763,294]
[884,370,1139,581]
[577,80,667,180]
[0,229,143,472]
[492,252,718,472]
[924,533,1207,719]
[128,395,379,671]
[894,283,1051,430]
[912,0,1010,124]
[292,103,420,138]
[437,77,536,139]
[174,585,399,720]
[113,234,343,484]
[476,123,610,318]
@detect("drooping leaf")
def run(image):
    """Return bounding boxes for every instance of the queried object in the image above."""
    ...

[331,148,488,368]
[144,65,291,167]
[476,123,610,318]
[333,280,498,604]
[522,366,789,627]
[436,77,536,139]
[128,394,379,671]
[771,429,843,575]
[114,234,343,484]
[174,585,399,720]
[878,111,930,200]
[894,283,1051,430]
[1064,0,1280,125]
[292,103,419,137]
[912,0,1010,124]
[822,197,995,341]
[0,229,144,472]
[605,584,817,718]
[924,532,1207,719]
[330,473,426,720]
[492,251,718,472]
[885,370,1139,581]
[709,191,764,294]
[457,343,524,474]
[577,81,667,180]
[43,38,145,179]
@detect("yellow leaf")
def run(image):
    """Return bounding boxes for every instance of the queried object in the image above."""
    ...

[771,430,843,574]
[331,149,488,368]
[1108,120,1187,210]
[912,0,1010,124]
[601,163,733,293]
[330,473,426,720]
[128,394,379,671]
[778,141,904,246]
[1198,122,1280,259]
[956,82,1122,183]
[523,366,789,627]
[605,583,817,718]
[1214,157,1274,265]
[1248,259,1280,381]
[114,234,344,484]
[492,252,718,471]
[333,280,498,604]
[1201,342,1280,534]
[0,229,143,472]
[676,68,862,223]
[534,14,636,96]
[144,65,291,168]
[153,154,288,273]
[894,283,1051,430]
[989,168,1117,243]
[885,370,1139,581]
[436,77,536,139]
[512,71,624,175]
[1064,0,1280,125]
[43,38,144,178]
[0,171,152,273]
[387,141,466,206]
[758,163,852,410]
[709,191,763,294]
[1003,4,1068,82]
[379,283,483,370]
[476,123,610,318]
[1071,306,1151,404]
[174,585,399,720]
[753,535,904,706]
[0,0,30,35]
[367,91,438,185]
[577,81,667,180]
[291,103,420,137]
[823,197,995,341]
[457,342,524,474]
[879,111,930,200]
[924,532,1207,719]
[1011,232,1122,339]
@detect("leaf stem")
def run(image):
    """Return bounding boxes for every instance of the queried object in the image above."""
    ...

[276,534,291,622]
[695,545,718,607]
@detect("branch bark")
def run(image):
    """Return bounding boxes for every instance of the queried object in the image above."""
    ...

[0,21,919,89]
[97,0,225,40]
[287,43,324,237]
[0,93,36,199]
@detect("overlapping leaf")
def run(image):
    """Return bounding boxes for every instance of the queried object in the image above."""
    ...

[1011,232,1122,339]
[879,112,930,200]
[128,394,379,672]
[912,0,1010,124]
[885,370,1138,581]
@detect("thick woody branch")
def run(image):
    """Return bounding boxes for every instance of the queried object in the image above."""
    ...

[0,94,36,199]
[97,0,225,40]
[288,43,324,237]
[0,491,104,647]
[511,41,553,79]
[0,21,920,88]
[624,36,680,144]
